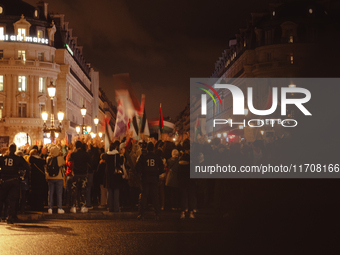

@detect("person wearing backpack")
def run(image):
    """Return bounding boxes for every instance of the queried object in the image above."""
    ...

[68,140,91,213]
[45,146,66,214]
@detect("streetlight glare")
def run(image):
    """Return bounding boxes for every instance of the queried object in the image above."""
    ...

[47,82,56,98]
[87,126,91,133]
[98,132,103,138]
[81,105,87,117]
[58,111,64,121]
[76,126,81,134]
[42,112,48,121]
[94,117,99,125]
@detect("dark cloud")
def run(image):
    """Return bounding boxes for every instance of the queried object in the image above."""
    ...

[24,0,273,119]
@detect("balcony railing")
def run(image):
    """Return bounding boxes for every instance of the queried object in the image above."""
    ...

[0,58,59,70]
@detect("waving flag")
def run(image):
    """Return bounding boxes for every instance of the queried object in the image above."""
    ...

[159,103,164,133]
[113,100,129,138]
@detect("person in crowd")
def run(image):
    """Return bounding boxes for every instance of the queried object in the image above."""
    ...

[45,146,66,214]
[96,153,107,208]
[136,142,164,220]
[65,144,74,207]
[86,145,100,209]
[15,150,30,214]
[178,139,196,219]
[68,140,91,213]
[40,146,48,160]
[104,141,123,212]
[29,149,47,211]
[0,144,30,224]
[165,149,180,210]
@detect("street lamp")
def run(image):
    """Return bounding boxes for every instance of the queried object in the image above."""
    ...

[42,81,64,143]
[94,116,99,134]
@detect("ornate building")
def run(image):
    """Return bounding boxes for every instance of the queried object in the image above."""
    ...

[0,0,101,147]
[204,0,340,141]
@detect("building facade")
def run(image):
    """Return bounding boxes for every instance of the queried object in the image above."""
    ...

[204,0,340,142]
[0,0,102,147]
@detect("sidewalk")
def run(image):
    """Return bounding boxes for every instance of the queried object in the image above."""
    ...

[17,207,214,221]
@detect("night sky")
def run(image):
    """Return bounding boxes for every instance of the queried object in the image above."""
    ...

[24,0,274,119]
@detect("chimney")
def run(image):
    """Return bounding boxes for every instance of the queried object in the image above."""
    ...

[37,1,48,19]
[43,2,48,19]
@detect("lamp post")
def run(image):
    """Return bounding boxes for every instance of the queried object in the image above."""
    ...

[79,105,92,135]
[41,81,64,143]
[94,116,99,135]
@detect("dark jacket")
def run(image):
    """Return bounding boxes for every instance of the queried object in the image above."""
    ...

[178,153,190,185]
[136,151,164,182]
[104,150,123,189]
[68,148,91,175]
[0,153,29,180]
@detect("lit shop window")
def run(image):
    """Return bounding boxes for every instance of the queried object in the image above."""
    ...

[37,30,43,38]
[0,27,4,37]
[18,50,26,61]
[39,77,45,92]
[18,28,26,37]
[0,103,3,119]
[289,35,293,43]
[0,75,3,91]
[18,76,27,91]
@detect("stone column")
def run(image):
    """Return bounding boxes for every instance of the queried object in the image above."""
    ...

[5,74,11,117]
[29,75,34,117]
[34,76,39,118]
[12,75,17,117]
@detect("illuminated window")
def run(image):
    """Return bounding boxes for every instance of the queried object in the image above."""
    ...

[34,10,38,18]
[289,35,293,43]
[0,7,3,14]
[290,55,294,64]
[18,103,27,117]
[0,103,3,119]
[309,9,313,14]
[38,52,44,61]
[18,50,25,61]
[0,75,3,91]
[0,27,4,38]
[37,30,43,38]
[18,28,26,37]
[18,76,27,91]
[39,77,45,92]
[272,11,275,16]
[69,86,72,100]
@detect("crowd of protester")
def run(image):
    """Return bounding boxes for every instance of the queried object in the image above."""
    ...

[0,132,196,223]
[0,130,296,224]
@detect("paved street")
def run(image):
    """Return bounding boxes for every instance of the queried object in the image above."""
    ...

[0,205,338,255]
[0,216,230,255]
